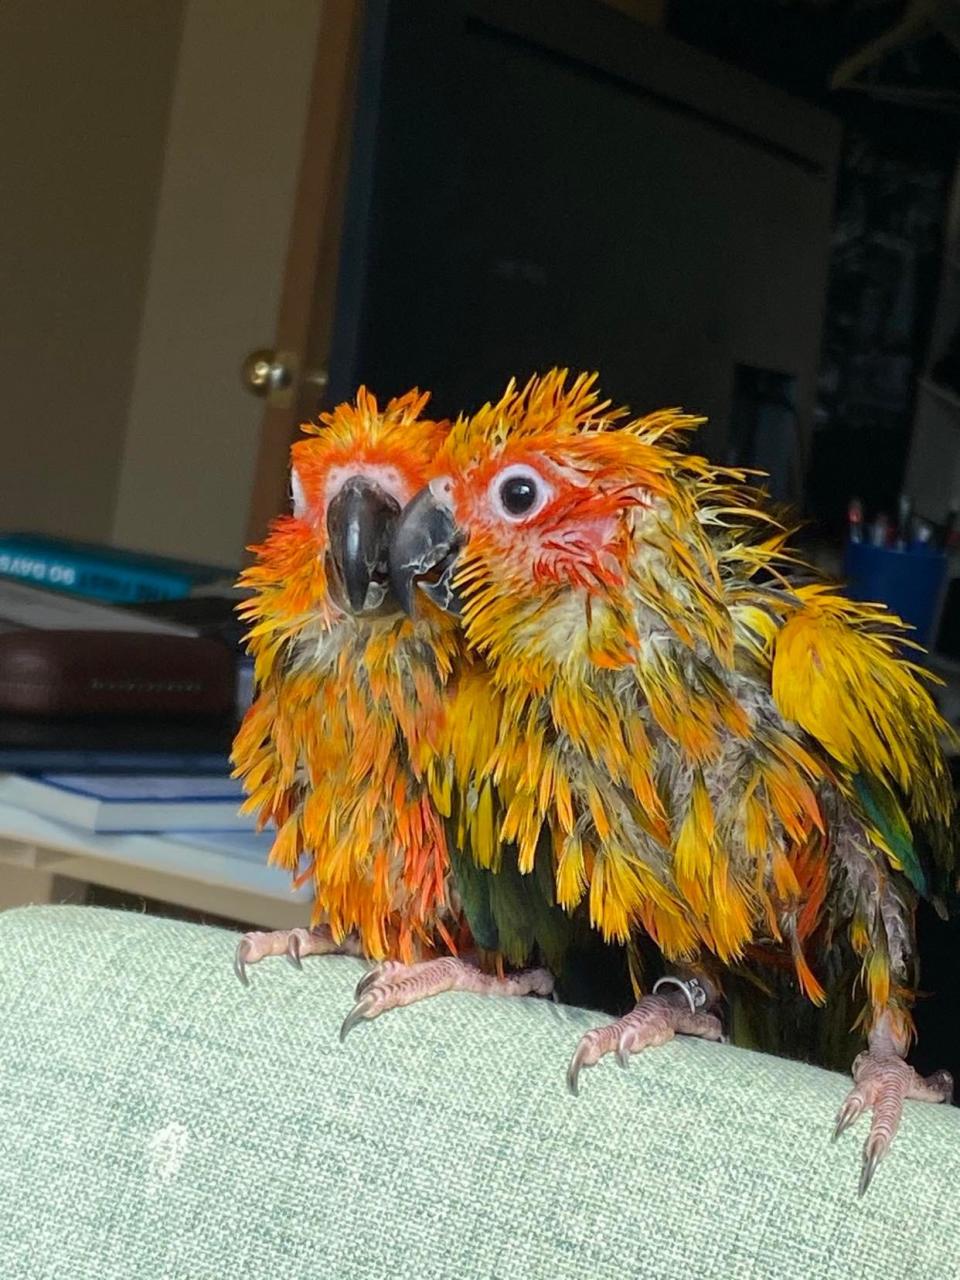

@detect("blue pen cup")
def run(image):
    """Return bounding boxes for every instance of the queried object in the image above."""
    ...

[842,541,948,647]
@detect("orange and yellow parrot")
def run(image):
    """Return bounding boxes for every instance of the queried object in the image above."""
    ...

[386,369,956,1194]
[231,389,553,1023]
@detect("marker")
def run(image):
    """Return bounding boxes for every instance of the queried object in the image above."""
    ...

[910,519,935,553]
[869,513,888,548]
[847,497,863,544]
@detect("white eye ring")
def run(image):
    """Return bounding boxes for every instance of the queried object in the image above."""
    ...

[291,467,307,519]
[489,463,552,522]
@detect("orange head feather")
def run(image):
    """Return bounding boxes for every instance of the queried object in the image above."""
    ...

[390,369,765,675]
[242,386,449,629]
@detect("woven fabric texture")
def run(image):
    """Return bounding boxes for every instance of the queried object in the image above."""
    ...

[1,905,958,1280]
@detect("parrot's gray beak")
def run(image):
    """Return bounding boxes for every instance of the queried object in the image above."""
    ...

[326,475,401,615]
[389,483,464,617]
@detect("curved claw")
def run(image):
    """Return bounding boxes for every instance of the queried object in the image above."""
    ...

[355,965,384,1001]
[616,1044,631,1070]
[567,1043,590,1097]
[285,933,303,970]
[234,939,251,987]
[340,993,377,1043]
[833,1093,865,1141]
[859,1138,884,1197]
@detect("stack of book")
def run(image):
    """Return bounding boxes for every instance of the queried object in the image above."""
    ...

[0,767,288,907]
[0,772,255,834]
[0,535,279,902]
[0,532,248,775]
[0,532,234,605]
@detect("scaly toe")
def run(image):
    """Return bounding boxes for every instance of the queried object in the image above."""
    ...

[566,986,722,1098]
[339,956,552,1048]
[835,1041,950,1195]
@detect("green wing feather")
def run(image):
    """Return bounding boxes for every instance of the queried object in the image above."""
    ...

[448,830,573,970]
[852,772,927,895]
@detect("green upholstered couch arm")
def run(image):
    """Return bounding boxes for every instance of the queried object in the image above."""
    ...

[1,905,958,1280]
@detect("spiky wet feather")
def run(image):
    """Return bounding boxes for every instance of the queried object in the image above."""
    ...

[231,390,463,962]
[429,369,956,1032]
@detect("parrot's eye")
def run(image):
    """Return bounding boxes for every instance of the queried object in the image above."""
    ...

[501,476,536,513]
[491,464,550,521]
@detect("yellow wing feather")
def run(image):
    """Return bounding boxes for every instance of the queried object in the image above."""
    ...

[772,585,953,826]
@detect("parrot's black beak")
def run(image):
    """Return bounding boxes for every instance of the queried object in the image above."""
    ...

[389,484,464,617]
[326,476,401,615]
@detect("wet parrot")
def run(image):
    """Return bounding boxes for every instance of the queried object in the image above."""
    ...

[383,370,956,1196]
[234,371,955,1196]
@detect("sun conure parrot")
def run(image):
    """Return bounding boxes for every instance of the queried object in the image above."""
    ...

[229,388,555,1018]
[386,369,956,1195]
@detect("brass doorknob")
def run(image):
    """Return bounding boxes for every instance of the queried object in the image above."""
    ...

[241,348,329,407]
[241,348,294,398]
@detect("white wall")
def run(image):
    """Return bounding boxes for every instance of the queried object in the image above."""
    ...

[111,0,323,568]
[0,0,184,541]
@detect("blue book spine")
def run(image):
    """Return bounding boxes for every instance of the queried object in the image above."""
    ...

[0,547,192,603]
[0,533,229,582]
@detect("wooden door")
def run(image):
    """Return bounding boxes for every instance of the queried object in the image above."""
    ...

[244,0,365,545]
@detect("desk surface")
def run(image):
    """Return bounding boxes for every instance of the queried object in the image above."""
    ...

[0,799,308,928]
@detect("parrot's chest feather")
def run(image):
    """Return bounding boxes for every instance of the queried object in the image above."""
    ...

[240,614,459,962]
[486,618,845,969]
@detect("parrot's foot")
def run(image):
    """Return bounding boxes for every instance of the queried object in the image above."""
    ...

[834,1023,953,1196]
[339,957,554,1041]
[233,925,361,986]
[567,975,723,1096]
